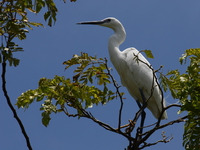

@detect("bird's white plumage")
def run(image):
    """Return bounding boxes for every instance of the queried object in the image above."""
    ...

[78,17,167,119]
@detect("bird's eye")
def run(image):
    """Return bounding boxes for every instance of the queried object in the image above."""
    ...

[106,19,111,23]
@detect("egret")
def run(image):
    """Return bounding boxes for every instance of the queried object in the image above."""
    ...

[77,17,167,120]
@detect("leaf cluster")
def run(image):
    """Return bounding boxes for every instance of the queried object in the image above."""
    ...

[0,42,23,66]
[1,0,41,66]
[16,53,117,126]
[160,48,200,150]
[0,0,44,40]
[0,0,76,66]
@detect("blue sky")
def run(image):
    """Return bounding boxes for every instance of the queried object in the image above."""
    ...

[1,0,200,149]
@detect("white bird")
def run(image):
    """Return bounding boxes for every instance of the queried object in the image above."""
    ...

[77,17,167,120]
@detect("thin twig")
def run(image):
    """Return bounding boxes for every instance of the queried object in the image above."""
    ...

[62,105,79,117]
[140,132,173,149]
[140,115,187,145]
[104,58,124,131]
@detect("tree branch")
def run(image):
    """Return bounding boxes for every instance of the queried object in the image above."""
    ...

[140,131,173,149]
[140,115,187,147]
[62,55,187,150]
[104,58,124,131]
[2,60,33,150]
[2,33,33,150]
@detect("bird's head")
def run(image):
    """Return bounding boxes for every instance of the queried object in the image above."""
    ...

[77,17,123,31]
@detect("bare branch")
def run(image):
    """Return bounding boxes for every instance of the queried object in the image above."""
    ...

[104,58,124,131]
[2,60,33,150]
[61,105,79,117]
[140,131,173,149]
[140,115,187,145]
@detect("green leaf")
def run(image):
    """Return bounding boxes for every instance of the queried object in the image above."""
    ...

[36,95,44,102]
[28,22,44,27]
[142,50,154,59]
[41,112,51,127]
[13,58,20,67]
[44,11,51,21]
[27,7,36,13]
[48,17,52,27]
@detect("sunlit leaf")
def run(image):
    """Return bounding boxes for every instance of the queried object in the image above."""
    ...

[28,22,44,27]
[142,50,154,59]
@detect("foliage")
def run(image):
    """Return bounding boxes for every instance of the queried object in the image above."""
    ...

[0,0,72,66]
[1,1,199,149]
[16,51,189,150]
[160,48,200,150]
[16,53,117,126]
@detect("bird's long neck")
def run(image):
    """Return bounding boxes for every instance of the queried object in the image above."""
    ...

[108,25,126,65]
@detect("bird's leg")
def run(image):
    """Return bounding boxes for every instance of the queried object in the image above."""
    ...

[136,89,147,140]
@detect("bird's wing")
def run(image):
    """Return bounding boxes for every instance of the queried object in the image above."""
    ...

[121,48,167,119]
[122,47,154,91]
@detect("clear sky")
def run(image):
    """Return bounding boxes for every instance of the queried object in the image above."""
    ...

[1,0,200,150]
